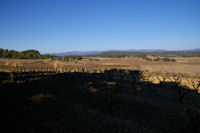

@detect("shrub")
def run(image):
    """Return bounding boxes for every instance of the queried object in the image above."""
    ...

[163,58,171,62]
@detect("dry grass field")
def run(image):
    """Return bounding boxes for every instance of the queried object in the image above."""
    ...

[1,57,200,73]
[1,57,200,133]
[1,57,200,90]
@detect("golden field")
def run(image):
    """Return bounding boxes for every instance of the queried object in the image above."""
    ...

[1,57,200,74]
[0,57,200,91]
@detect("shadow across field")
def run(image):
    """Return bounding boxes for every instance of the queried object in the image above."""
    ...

[1,69,200,133]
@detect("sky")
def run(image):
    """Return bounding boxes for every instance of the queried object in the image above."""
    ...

[0,0,200,53]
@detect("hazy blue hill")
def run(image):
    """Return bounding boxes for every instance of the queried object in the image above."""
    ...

[49,49,200,56]
[179,48,200,52]
[50,51,103,56]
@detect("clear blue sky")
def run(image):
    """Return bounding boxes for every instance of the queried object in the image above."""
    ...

[0,0,200,53]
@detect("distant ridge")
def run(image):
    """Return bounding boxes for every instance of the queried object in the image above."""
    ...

[177,48,200,52]
[50,51,102,56]
[49,48,200,56]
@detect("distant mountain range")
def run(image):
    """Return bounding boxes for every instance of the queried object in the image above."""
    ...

[50,51,103,56]
[49,48,200,56]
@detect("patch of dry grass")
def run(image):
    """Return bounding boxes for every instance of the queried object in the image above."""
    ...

[29,93,54,102]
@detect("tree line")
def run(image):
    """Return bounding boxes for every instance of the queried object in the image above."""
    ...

[0,48,83,61]
[0,49,54,59]
[92,51,200,58]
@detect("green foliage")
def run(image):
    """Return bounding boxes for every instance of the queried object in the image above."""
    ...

[171,59,176,62]
[92,51,200,58]
[92,52,148,58]
[154,58,161,61]
[163,58,171,62]
[63,56,82,61]
[0,48,54,59]
[145,58,152,61]
[154,57,176,62]
[91,51,200,60]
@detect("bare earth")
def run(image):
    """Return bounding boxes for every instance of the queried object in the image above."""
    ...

[0,57,200,75]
